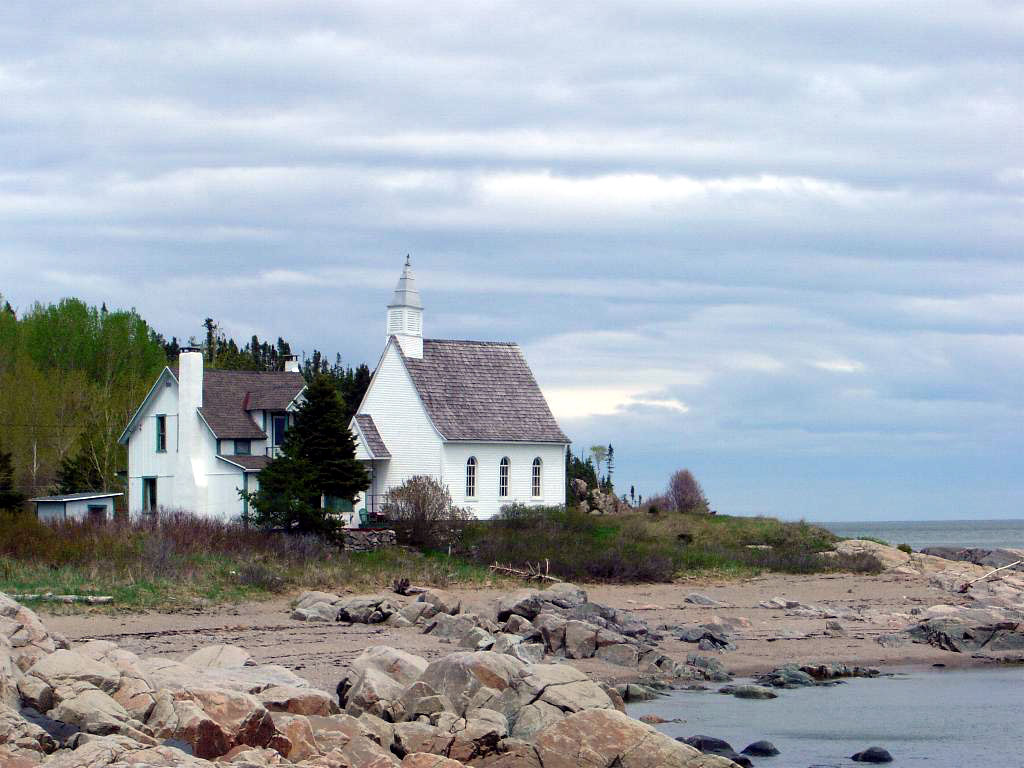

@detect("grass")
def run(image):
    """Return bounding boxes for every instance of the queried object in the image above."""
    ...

[0,512,499,613]
[461,505,879,583]
[0,506,882,612]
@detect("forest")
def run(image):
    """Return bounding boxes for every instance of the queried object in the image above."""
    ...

[0,296,369,510]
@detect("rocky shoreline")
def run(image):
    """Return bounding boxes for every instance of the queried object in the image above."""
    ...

[4,539,1023,767]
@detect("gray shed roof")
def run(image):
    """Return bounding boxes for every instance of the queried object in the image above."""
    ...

[354,414,391,458]
[30,491,123,503]
[400,339,569,443]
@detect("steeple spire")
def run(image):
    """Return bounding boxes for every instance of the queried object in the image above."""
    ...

[387,256,424,358]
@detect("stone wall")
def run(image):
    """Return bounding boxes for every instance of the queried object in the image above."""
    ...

[342,528,397,552]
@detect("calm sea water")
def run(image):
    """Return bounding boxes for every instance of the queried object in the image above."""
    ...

[629,667,1024,767]
[820,519,1024,551]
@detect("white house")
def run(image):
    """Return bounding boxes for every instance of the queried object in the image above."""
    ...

[118,350,306,518]
[352,258,570,519]
[31,491,123,523]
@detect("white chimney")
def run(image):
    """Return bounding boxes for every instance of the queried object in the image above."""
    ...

[387,255,424,359]
[283,354,300,373]
[176,347,204,513]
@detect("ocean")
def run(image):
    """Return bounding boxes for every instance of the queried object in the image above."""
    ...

[819,519,1024,551]
[628,667,1024,767]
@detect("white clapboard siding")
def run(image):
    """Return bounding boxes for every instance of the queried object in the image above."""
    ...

[442,442,566,519]
[126,371,180,514]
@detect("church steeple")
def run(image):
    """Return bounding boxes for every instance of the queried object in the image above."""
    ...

[387,255,423,358]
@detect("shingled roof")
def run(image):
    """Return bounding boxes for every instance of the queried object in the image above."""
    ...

[172,368,305,439]
[354,414,391,458]
[400,339,569,443]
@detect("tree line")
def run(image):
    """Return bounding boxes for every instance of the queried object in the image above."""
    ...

[0,295,370,512]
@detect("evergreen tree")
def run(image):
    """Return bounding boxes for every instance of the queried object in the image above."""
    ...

[604,443,615,491]
[0,449,25,513]
[243,375,369,534]
[55,446,106,493]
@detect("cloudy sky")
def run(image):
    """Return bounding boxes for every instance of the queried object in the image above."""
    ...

[1,1,1021,521]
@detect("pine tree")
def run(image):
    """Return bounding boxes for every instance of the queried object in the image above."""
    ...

[55,448,106,493]
[243,375,369,534]
[0,449,25,513]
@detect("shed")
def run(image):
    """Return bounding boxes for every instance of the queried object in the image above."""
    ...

[30,492,123,523]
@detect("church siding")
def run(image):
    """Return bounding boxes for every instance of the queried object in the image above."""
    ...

[442,442,566,519]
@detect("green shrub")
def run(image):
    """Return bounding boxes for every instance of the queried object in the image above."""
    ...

[897,543,913,554]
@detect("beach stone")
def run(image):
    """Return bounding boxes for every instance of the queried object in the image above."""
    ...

[728,684,777,700]
[533,613,568,654]
[459,627,497,651]
[402,755,468,768]
[595,643,640,667]
[509,700,564,740]
[256,685,339,716]
[336,595,400,624]
[503,615,536,637]
[423,613,499,641]
[563,620,600,659]
[497,591,544,622]
[756,664,816,688]
[0,703,57,756]
[741,739,779,756]
[419,590,462,618]
[49,681,142,737]
[852,746,894,763]
[684,593,725,607]
[415,652,524,718]
[540,583,588,609]
[682,735,733,753]
[519,663,614,714]
[533,708,732,768]
[26,650,120,694]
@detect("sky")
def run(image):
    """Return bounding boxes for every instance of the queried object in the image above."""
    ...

[0,1,1021,521]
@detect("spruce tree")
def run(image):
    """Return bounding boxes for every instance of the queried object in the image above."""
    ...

[243,375,369,534]
[0,449,25,513]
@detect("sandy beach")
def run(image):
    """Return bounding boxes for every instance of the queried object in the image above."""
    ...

[42,568,1010,693]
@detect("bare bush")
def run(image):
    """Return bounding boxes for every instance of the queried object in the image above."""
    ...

[667,469,709,514]
[382,475,472,550]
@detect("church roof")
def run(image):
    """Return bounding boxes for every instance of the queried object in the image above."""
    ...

[400,338,569,444]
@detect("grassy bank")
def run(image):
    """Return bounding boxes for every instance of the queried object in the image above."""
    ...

[462,506,878,581]
[0,513,495,612]
[0,507,879,612]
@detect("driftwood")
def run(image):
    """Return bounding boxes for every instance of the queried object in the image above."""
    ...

[959,560,1023,593]
[489,559,562,583]
[10,593,113,605]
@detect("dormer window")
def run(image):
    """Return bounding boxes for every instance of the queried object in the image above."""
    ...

[499,457,510,498]
[235,439,251,456]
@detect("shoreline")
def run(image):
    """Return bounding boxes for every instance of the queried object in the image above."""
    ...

[41,567,1020,692]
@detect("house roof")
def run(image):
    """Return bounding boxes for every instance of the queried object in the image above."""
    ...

[187,368,306,439]
[30,491,123,503]
[354,414,391,458]
[216,454,271,472]
[400,338,569,443]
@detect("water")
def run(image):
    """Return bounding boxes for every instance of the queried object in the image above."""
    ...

[629,667,1024,767]
[820,519,1024,551]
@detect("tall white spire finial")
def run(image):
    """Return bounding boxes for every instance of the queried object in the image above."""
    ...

[387,255,424,357]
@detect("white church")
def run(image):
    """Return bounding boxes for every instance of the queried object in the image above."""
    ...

[352,258,569,519]
[119,259,568,521]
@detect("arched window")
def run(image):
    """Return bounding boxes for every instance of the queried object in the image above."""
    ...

[532,457,543,498]
[466,457,477,498]
[499,457,510,498]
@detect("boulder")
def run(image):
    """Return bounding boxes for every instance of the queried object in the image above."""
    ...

[724,684,776,700]
[423,614,499,642]
[48,681,148,739]
[533,709,735,768]
[420,590,462,617]
[26,650,120,694]
[539,584,588,609]
[852,746,894,763]
[140,657,308,695]
[496,591,543,622]
[440,708,509,763]
[459,628,496,652]
[741,740,779,756]
[414,652,525,718]
[336,596,400,624]
[350,646,430,689]
[181,645,253,669]
[392,721,455,758]
[533,614,568,655]
[400,603,434,626]
[0,702,57,756]
[342,667,407,721]
[508,700,563,740]
[563,621,600,659]
[0,595,57,672]
[402,754,468,768]
[682,735,733,753]
[684,594,725,607]
[502,616,536,637]
[518,664,614,714]
[257,685,340,716]
[831,540,908,570]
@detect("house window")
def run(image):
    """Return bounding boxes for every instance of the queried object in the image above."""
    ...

[272,414,287,446]
[466,457,477,498]
[235,439,251,456]
[499,457,510,498]
[532,457,542,498]
[155,415,167,452]
[142,477,157,513]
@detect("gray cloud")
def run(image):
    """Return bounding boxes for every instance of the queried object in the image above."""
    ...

[1,0,1021,519]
